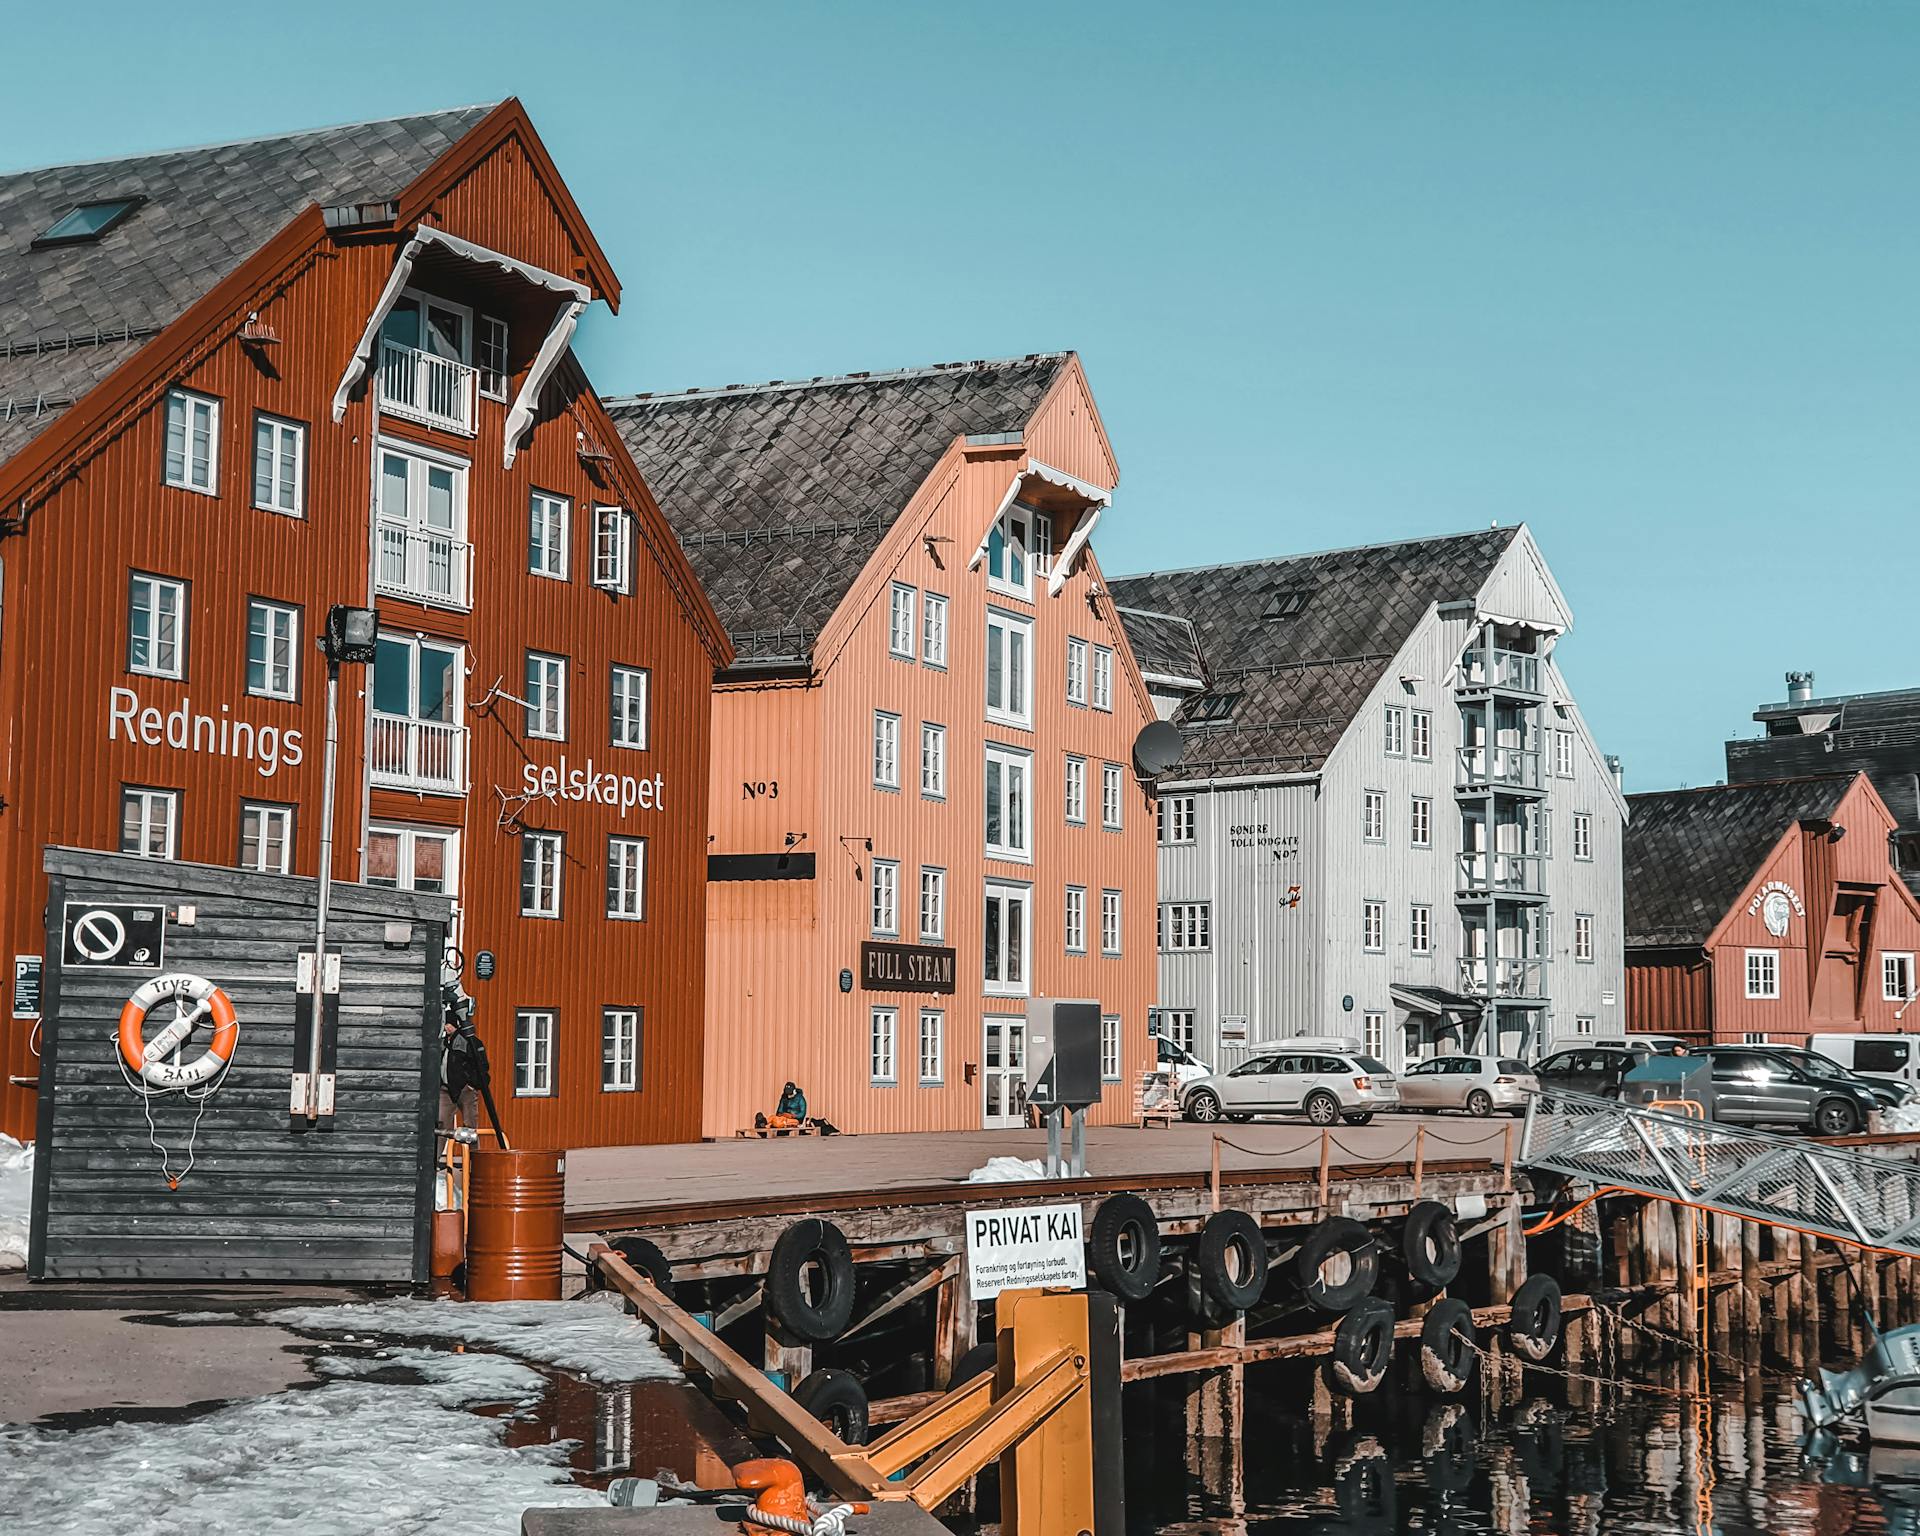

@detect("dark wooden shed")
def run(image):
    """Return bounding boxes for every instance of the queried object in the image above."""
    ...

[29,846,450,1282]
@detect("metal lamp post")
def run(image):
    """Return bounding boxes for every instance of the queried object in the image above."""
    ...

[296,604,379,1123]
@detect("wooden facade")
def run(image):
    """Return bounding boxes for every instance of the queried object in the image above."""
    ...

[0,103,729,1147]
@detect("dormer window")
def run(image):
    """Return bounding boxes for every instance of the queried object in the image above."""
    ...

[34,197,143,248]
[986,503,1039,598]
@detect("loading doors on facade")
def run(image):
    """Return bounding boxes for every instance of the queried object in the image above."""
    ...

[983,1016,1028,1127]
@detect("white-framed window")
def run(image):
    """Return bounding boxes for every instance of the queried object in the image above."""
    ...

[984,881,1031,996]
[1032,510,1053,578]
[521,830,563,917]
[1384,705,1406,756]
[1411,709,1432,761]
[921,721,946,799]
[1101,889,1123,956]
[1158,902,1211,952]
[607,836,646,920]
[528,489,569,579]
[1410,795,1432,849]
[1159,795,1197,845]
[602,1007,640,1092]
[514,1010,555,1097]
[1362,789,1386,842]
[370,633,463,784]
[1745,948,1779,999]
[163,388,218,493]
[525,651,567,740]
[919,1009,944,1085]
[922,593,948,667]
[1885,952,1917,1003]
[1092,647,1114,712]
[128,572,187,679]
[611,665,649,749]
[871,858,900,936]
[478,314,510,400]
[1363,1010,1386,1060]
[1572,811,1593,861]
[889,583,917,660]
[1363,899,1385,952]
[919,866,946,941]
[375,440,470,608]
[1410,903,1432,955]
[246,598,299,700]
[593,506,633,594]
[1066,637,1089,705]
[1064,885,1088,954]
[1743,1031,1770,1045]
[985,744,1031,860]
[873,710,901,789]
[1158,1009,1196,1054]
[870,1007,898,1084]
[1554,729,1576,778]
[238,801,293,874]
[1065,755,1087,825]
[1575,912,1595,964]
[986,503,1037,598]
[366,823,458,894]
[1574,1015,1596,1038]
[252,413,304,515]
[985,610,1032,727]
[120,786,177,859]
[1101,1015,1121,1082]
[1101,762,1124,831]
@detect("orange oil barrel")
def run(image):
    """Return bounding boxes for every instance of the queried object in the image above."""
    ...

[466,1147,565,1300]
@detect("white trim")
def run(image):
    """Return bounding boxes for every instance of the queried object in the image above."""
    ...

[504,297,587,468]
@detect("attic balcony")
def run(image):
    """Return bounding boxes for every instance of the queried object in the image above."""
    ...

[1459,956,1547,1002]
[1457,647,1545,699]
[1455,744,1546,796]
[1456,851,1548,901]
[378,339,477,436]
[375,519,472,611]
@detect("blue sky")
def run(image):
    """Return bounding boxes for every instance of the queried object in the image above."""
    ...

[6,2,1916,792]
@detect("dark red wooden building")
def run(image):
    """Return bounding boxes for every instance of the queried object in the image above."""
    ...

[0,101,731,1146]
[1623,773,1920,1045]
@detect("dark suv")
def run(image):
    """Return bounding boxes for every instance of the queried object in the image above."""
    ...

[1695,1046,1881,1137]
[1532,1043,1651,1099]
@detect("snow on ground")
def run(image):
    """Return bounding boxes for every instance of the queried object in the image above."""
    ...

[966,1155,1046,1182]
[0,1135,30,1271]
[262,1294,680,1384]
[0,1346,601,1536]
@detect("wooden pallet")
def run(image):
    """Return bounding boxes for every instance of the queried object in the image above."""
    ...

[736,1123,824,1139]
[1136,1071,1179,1128]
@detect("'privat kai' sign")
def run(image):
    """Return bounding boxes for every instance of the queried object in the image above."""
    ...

[965,1203,1087,1300]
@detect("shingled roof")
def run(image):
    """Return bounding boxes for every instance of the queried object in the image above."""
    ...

[604,355,1069,662]
[1622,775,1854,948]
[1108,527,1521,778]
[0,105,493,463]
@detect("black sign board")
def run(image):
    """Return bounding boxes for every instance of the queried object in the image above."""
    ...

[860,940,957,995]
[60,901,165,970]
[475,950,496,981]
[13,956,41,1018]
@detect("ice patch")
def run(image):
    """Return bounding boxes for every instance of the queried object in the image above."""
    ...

[262,1295,679,1384]
[0,1345,599,1536]
[0,1135,31,1271]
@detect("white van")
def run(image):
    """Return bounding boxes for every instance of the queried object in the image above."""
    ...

[1810,1034,1920,1089]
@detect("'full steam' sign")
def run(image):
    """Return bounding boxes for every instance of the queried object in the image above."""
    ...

[965,1203,1086,1300]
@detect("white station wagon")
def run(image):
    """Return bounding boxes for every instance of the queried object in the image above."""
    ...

[1181,1049,1400,1126]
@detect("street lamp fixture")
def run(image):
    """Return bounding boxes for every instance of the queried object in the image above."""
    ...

[322,604,379,665]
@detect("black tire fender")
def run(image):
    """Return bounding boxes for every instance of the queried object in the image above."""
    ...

[1195,1209,1268,1313]
[1507,1273,1564,1363]
[792,1368,870,1445]
[1419,1297,1478,1394]
[1288,1215,1380,1313]
[949,1341,998,1388]
[1326,1298,1396,1396]
[765,1218,858,1343]
[1401,1201,1463,1291]
[586,1235,673,1301]
[1088,1193,1162,1302]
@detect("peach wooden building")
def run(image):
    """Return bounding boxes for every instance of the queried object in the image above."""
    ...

[1624,773,1920,1045]
[609,356,1158,1136]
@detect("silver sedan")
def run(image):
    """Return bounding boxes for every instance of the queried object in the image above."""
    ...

[1396,1054,1539,1116]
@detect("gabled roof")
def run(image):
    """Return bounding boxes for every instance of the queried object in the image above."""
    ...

[604,355,1070,662]
[0,106,494,464]
[1622,774,1854,949]
[1108,527,1521,778]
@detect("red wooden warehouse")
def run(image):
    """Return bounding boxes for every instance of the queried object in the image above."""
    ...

[1623,772,1920,1046]
[0,101,730,1147]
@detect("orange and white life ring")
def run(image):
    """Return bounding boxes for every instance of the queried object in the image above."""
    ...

[118,973,239,1089]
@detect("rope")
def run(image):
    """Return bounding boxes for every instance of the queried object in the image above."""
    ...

[742,1504,859,1536]
[113,1009,234,1191]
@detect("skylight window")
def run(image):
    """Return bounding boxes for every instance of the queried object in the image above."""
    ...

[1188,691,1241,725]
[1261,589,1309,621]
[34,197,143,248]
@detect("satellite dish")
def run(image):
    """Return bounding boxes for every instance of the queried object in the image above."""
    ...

[1132,720,1185,777]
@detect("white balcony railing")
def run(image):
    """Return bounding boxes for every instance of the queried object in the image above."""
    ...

[378,340,477,435]
[1458,647,1542,695]
[1457,744,1543,791]
[1460,955,1547,999]
[1457,850,1546,895]
[369,713,467,794]
[375,521,472,610]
